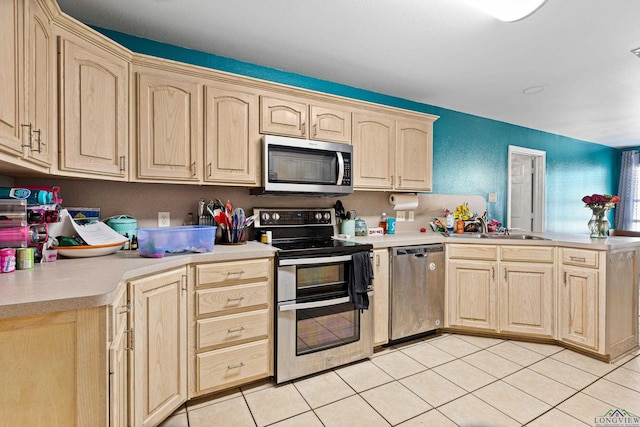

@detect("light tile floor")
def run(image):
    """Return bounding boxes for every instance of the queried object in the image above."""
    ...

[160,333,640,426]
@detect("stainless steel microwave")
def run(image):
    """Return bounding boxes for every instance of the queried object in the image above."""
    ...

[251,135,353,197]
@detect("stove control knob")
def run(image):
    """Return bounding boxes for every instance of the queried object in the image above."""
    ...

[314,212,322,221]
[323,212,331,221]
[261,212,270,222]
[272,213,280,221]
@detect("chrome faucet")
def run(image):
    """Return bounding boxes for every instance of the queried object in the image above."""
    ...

[476,212,489,234]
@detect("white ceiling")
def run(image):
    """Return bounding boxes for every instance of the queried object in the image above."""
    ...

[56,0,640,148]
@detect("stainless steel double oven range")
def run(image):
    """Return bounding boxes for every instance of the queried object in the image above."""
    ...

[254,208,374,383]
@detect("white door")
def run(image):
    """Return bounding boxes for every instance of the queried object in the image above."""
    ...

[508,146,546,232]
[511,153,534,231]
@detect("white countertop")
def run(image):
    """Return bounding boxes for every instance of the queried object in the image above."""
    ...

[0,241,276,319]
[345,231,640,251]
[1,233,639,320]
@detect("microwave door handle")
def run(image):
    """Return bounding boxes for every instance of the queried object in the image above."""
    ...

[279,254,352,266]
[336,152,344,185]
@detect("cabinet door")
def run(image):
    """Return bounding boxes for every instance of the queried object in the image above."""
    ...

[0,0,23,155]
[352,112,395,190]
[23,0,55,167]
[137,69,201,181]
[500,262,554,338]
[58,33,128,178]
[560,265,598,350]
[260,95,307,137]
[0,308,107,426]
[372,249,390,346]
[396,119,432,191]
[310,104,351,143]
[447,259,498,331]
[130,267,187,427]
[110,285,130,427]
[204,84,258,184]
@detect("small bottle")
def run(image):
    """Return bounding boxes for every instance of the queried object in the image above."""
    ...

[379,212,388,234]
[131,235,138,250]
[123,233,130,250]
[445,209,454,233]
[455,218,465,234]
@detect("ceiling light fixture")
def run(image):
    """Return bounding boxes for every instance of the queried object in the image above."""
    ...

[461,0,548,22]
[523,85,545,95]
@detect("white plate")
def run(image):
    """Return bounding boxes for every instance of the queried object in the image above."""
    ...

[53,241,125,258]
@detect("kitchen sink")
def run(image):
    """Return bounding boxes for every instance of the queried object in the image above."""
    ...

[445,233,549,240]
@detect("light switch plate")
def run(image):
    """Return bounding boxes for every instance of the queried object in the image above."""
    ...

[396,211,406,222]
[408,211,415,221]
[488,193,497,203]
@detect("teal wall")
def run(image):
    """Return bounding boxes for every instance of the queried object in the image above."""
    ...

[97,28,620,234]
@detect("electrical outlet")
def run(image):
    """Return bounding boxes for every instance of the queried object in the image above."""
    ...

[158,212,170,227]
[488,192,497,203]
[408,211,415,221]
[396,211,405,222]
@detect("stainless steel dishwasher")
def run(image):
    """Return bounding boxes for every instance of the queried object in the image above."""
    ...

[390,244,444,341]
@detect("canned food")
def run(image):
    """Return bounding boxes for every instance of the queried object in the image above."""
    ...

[0,248,16,273]
[16,247,34,270]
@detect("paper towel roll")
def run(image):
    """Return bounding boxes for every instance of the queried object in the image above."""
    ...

[389,193,419,211]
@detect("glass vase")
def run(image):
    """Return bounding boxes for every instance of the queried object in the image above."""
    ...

[588,208,610,238]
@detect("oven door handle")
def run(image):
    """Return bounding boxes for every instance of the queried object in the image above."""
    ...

[278,290,374,312]
[279,254,353,266]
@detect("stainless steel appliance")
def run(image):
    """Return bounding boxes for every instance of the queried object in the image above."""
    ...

[390,244,444,341]
[253,208,373,383]
[251,135,353,197]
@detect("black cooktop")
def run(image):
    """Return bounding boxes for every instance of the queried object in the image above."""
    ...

[253,208,372,258]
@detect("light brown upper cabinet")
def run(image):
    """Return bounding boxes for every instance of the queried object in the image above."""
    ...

[352,112,396,190]
[352,112,435,192]
[396,118,433,191]
[0,0,55,171]
[23,0,56,168]
[204,84,259,185]
[135,66,202,182]
[0,0,24,157]
[260,95,352,144]
[57,27,129,179]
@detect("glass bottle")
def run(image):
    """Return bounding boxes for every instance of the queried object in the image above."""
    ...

[379,212,388,234]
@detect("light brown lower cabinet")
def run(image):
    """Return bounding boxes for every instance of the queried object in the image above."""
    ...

[129,267,188,427]
[190,258,273,398]
[0,307,108,426]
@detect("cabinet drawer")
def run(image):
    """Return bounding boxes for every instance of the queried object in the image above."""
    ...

[197,309,269,350]
[196,282,269,316]
[447,244,498,260]
[196,339,270,393]
[501,246,554,263]
[196,258,271,287]
[562,248,599,268]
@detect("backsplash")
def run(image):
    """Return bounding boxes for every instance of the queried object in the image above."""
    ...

[12,177,486,235]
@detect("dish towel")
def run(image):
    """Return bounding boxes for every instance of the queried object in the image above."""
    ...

[349,251,374,310]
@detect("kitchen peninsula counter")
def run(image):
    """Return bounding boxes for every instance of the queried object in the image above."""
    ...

[346,231,640,250]
[0,241,276,319]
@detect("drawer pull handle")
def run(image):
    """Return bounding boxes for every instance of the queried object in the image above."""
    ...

[227,270,245,276]
[227,296,245,303]
[228,326,245,333]
[228,362,245,370]
[570,256,586,262]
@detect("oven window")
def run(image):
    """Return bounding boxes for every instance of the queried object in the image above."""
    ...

[296,263,348,300]
[296,302,360,356]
